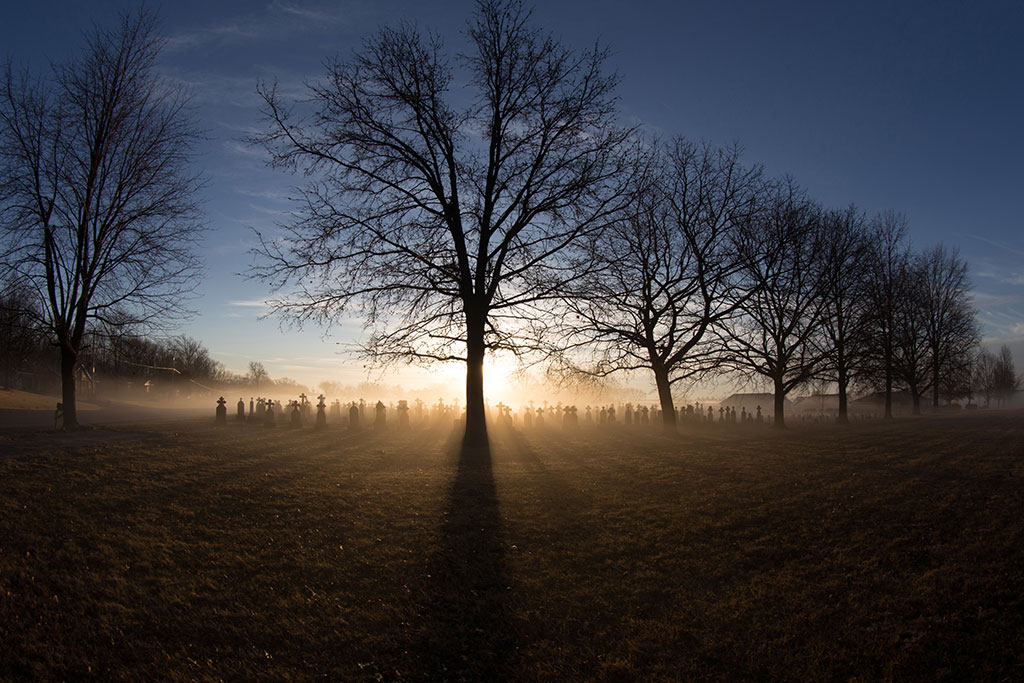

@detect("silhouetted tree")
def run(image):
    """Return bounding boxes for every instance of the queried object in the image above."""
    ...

[860,211,909,418]
[973,349,998,407]
[248,361,269,392]
[917,244,978,408]
[0,11,204,428]
[938,352,974,406]
[251,0,633,446]
[719,178,830,427]
[0,281,45,388]
[817,205,871,423]
[891,257,930,414]
[554,138,762,431]
[888,245,979,415]
[992,344,1019,406]
[170,336,220,384]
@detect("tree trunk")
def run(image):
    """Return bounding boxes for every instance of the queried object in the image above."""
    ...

[652,363,677,433]
[884,360,893,419]
[773,376,786,428]
[59,344,79,430]
[463,305,488,448]
[911,387,921,415]
[931,355,940,408]
[837,363,849,424]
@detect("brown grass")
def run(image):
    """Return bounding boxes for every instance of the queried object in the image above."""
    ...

[0,388,98,411]
[1,412,1022,680]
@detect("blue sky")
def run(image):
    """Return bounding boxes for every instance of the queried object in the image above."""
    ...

[3,0,1022,396]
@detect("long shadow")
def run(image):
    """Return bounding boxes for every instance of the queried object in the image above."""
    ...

[412,433,516,679]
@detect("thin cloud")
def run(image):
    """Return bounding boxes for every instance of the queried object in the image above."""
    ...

[163,21,263,53]
[968,234,1024,258]
[224,140,269,160]
[164,2,356,54]
[268,1,347,25]
[976,270,1024,286]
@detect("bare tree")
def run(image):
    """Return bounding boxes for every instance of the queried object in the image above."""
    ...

[170,336,220,383]
[0,10,204,428]
[973,349,997,408]
[888,245,979,415]
[993,344,1020,406]
[917,244,979,408]
[719,178,830,428]
[251,0,633,446]
[938,351,974,406]
[817,205,871,423]
[891,259,931,414]
[860,211,909,418]
[0,281,45,389]
[248,361,269,392]
[554,138,762,431]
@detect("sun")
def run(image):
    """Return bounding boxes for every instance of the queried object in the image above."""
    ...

[426,354,522,405]
[482,355,519,403]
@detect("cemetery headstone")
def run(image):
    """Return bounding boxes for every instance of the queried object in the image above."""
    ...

[315,394,327,430]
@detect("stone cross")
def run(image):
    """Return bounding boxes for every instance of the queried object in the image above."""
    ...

[315,394,327,430]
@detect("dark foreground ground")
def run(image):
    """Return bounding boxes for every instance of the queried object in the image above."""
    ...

[1,411,1022,681]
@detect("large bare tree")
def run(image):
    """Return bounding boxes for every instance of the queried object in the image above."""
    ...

[719,178,831,427]
[553,138,763,431]
[917,244,978,408]
[891,259,931,414]
[992,344,1020,406]
[817,205,871,423]
[0,11,204,428]
[860,211,909,418]
[252,0,633,446]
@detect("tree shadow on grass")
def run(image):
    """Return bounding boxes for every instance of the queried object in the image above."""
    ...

[412,433,516,679]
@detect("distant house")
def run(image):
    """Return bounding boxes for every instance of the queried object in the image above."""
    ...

[790,393,840,416]
[850,390,916,416]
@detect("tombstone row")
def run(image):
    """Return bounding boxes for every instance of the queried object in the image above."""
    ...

[215,396,411,430]
[216,395,770,430]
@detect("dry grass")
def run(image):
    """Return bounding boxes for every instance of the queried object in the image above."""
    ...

[1,412,1022,680]
[0,388,98,411]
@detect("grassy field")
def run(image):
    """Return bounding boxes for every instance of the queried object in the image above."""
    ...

[1,412,1022,681]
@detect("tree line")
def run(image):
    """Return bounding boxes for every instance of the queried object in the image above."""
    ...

[1,2,1019,433]
[554,152,986,428]
[0,291,306,398]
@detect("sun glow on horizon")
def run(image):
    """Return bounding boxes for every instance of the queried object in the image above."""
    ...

[431,355,522,405]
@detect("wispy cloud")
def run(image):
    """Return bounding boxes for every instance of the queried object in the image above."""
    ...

[235,187,292,202]
[975,268,1024,286]
[163,20,264,53]
[268,1,348,25]
[224,140,269,160]
[969,234,1024,258]
[163,1,356,54]
[229,299,270,308]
